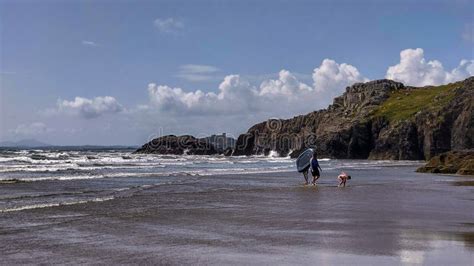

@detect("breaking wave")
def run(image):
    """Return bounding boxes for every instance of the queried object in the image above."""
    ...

[0,196,115,213]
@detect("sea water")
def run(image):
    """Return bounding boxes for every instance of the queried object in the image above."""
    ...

[1,148,473,264]
[0,148,421,213]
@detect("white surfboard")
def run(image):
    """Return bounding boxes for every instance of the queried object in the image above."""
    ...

[296,148,314,172]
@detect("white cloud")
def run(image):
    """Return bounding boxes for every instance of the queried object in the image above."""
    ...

[176,64,220,81]
[12,122,51,136]
[450,59,474,81]
[153,18,184,33]
[386,48,474,86]
[39,48,472,142]
[145,59,366,118]
[147,84,216,113]
[81,40,99,47]
[312,59,369,99]
[217,75,260,112]
[58,96,124,119]
[144,47,471,121]
[259,70,312,97]
[147,74,257,115]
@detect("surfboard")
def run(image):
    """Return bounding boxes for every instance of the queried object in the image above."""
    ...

[296,148,314,172]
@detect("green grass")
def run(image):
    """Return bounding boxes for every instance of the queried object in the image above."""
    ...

[373,82,460,122]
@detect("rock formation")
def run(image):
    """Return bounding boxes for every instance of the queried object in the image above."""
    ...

[232,77,474,160]
[417,150,474,175]
[201,133,236,153]
[134,135,218,155]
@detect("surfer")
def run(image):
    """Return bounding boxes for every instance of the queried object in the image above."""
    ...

[337,171,351,187]
[296,148,320,185]
[310,152,322,185]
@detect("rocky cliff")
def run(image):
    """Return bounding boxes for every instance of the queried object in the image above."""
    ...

[417,150,474,175]
[201,133,236,153]
[134,135,218,155]
[232,77,474,160]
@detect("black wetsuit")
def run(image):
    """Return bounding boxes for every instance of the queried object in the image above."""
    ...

[311,158,320,177]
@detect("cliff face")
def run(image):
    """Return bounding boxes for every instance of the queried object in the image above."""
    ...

[233,77,474,160]
[201,134,236,153]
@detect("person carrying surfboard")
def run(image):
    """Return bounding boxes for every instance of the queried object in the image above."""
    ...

[310,152,322,185]
[296,148,321,185]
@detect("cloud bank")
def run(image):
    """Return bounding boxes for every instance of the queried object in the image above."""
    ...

[58,96,124,119]
[147,74,258,115]
[143,48,473,121]
[50,49,473,120]
[147,59,368,117]
[386,48,474,86]
[42,48,473,140]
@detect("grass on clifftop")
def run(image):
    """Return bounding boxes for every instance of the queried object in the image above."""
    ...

[373,82,459,122]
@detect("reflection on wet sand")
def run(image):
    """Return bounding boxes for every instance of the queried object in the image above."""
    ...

[0,166,473,264]
[459,231,474,249]
[453,180,474,186]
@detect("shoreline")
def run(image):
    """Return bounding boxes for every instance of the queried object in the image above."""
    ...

[1,167,473,264]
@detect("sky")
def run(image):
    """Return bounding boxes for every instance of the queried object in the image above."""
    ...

[0,0,473,145]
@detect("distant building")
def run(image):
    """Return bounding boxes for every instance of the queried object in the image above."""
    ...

[202,133,235,152]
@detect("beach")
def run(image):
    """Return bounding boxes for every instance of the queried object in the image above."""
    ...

[0,151,473,264]
[2,0,473,264]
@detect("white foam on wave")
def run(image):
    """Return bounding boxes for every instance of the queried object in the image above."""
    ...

[0,156,34,163]
[159,161,193,166]
[0,196,115,213]
[268,150,280,158]
[0,157,73,165]
[0,172,172,182]
[1,149,426,179]
[234,160,258,164]
[0,151,183,166]
[0,164,77,173]
[0,150,325,183]
[263,158,293,163]
[335,160,423,169]
[0,162,168,173]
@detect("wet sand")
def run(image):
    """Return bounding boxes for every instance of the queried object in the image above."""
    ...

[1,167,473,265]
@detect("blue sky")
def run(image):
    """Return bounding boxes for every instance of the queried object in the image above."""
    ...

[1,0,473,145]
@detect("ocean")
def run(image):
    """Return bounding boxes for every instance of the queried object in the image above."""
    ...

[0,148,422,213]
[0,148,473,264]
